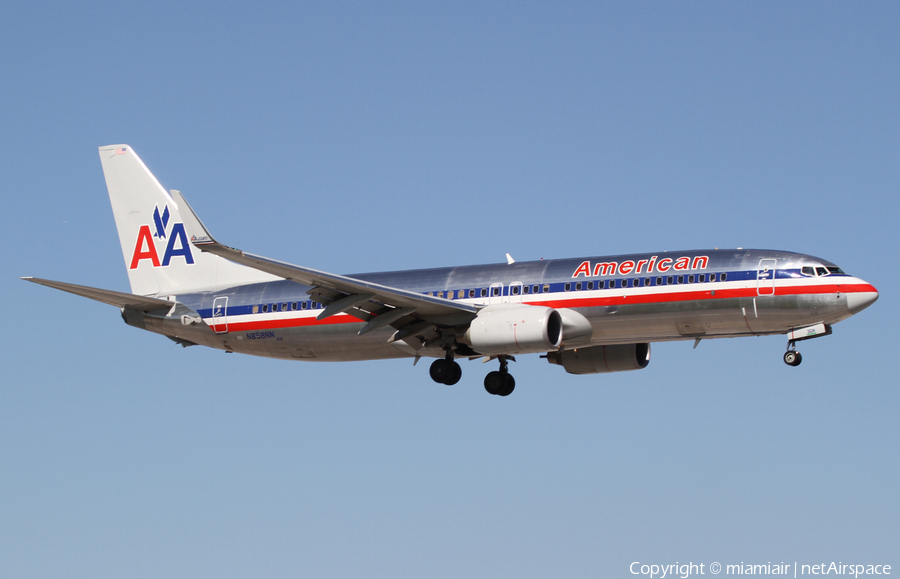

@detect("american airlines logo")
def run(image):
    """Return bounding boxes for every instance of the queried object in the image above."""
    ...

[572,255,709,278]
[129,205,194,269]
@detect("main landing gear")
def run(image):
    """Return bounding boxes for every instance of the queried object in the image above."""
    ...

[428,353,516,396]
[484,356,515,397]
[783,341,802,367]
[429,354,462,385]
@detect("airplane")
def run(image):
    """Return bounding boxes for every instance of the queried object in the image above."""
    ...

[24,145,879,396]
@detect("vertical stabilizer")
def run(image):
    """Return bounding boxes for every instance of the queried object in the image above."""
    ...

[99,145,277,296]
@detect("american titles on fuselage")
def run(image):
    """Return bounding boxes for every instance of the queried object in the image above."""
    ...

[572,255,709,278]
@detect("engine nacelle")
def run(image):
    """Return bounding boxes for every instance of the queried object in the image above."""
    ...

[545,343,650,375]
[463,305,563,355]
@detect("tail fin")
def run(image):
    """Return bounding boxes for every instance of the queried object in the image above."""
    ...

[99,144,277,296]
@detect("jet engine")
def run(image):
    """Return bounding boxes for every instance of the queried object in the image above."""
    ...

[463,305,563,355]
[545,343,650,374]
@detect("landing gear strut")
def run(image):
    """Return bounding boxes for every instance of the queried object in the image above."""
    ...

[484,356,515,396]
[430,353,462,385]
[783,341,802,367]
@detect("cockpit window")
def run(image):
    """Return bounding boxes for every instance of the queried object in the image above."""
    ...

[802,266,815,276]
[826,266,845,275]
[815,267,828,276]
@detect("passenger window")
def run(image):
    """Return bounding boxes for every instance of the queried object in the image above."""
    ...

[492,287,500,297]
[709,273,716,282]
[523,286,530,294]
[677,276,684,284]
[291,302,297,310]
[282,303,288,311]
[575,282,582,291]
[698,274,705,283]
[252,305,259,314]
[480,288,487,297]
[667,276,673,285]
[533,285,540,293]
[587,281,594,290]
[543,284,550,293]
[721,273,727,281]
[565,283,572,291]
[656,277,662,286]
[688,275,694,283]
[512,286,520,295]
[644,278,651,287]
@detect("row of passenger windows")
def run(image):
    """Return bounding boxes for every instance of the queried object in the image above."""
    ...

[251,272,730,314]
[564,272,726,291]
[424,285,552,299]
[253,301,323,314]
[422,272,728,299]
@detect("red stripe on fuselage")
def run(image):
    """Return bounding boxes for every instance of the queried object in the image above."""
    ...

[207,282,876,333]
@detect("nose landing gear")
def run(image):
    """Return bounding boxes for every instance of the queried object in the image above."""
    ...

[783,341,802,367]
[783,349,802,366]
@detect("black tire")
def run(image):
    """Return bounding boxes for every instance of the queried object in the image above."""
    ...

[784,351,801,366]
[484,371,503,395]
[430,359,452,383]
[444,361,462,386]
[497,373,516,397]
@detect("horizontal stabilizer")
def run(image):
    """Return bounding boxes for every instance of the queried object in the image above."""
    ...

[22,277,173,311]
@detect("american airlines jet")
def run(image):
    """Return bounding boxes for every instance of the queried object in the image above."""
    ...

[24,145,879,396]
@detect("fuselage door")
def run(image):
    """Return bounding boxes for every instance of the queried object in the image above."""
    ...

[489,283,505,305]
[212,296,228,333]
[757,259,776,296]
[509,282,524,304]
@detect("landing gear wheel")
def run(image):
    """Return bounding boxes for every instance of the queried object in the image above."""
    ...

[484,370,515,396]
[445,361,462,385]
[497,373,515,397]
[783,351,802,366]
[430,359,463,385]
[484,371,503,395]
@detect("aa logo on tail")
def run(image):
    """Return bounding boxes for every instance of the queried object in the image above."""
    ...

[130,205,195,269]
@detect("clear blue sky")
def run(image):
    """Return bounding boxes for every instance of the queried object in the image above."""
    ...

[2,2,897,578]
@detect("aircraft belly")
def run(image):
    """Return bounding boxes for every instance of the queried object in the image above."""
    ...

[137,288,855,359]
[233,323,408,362]
[579,294,830,344]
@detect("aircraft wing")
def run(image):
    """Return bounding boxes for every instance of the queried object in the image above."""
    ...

[195,241,478,329]
[22,277,173,311]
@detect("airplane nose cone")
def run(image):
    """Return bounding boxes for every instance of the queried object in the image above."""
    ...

[847,282,878,314]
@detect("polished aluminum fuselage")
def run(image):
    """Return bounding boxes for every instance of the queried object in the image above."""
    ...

[134,249,877,361]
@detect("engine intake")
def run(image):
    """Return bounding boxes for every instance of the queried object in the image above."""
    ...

[463,305,563,355]
[545,343,650,374]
